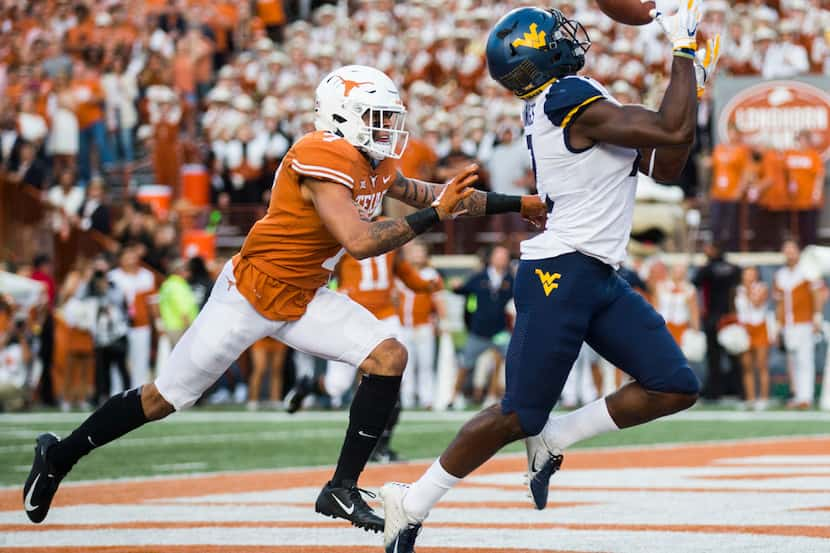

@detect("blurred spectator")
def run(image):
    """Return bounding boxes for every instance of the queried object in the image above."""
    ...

[398,241,445,409]
[149,87,182,188]
[101,55,139,164]
[755,146,790,250]
[57,257,95,411]
[46,71,80,173]
[692,242,742,400]
[774,239,824,409]
[0,107,21,169]
[47,168,84,238]
[186,256,214,310]
[656,262,701,346]
[709,125,751,252]
[248,338,288,410]
[486,123,534,235]
[736,266,771,410]
[8,140,48,190]
[785,132,826,247]
[0,296,30,411]
[109,245,156,386]
[78,176,112,235]
[30,254,56,406]
[759,21,810,78]
[72,60,113,184]
[85,269,130,405]
[448,245,514,410]
[157,258,198,347]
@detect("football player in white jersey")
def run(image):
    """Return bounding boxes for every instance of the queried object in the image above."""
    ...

[380,4,721,551]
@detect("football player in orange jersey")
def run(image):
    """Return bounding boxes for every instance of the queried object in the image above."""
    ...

[23,65,547,532]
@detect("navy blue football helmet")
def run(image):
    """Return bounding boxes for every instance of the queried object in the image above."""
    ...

[486,7,591,98]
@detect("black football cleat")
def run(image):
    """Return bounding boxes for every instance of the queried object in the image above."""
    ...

[23,433,65,523]
[284,376,315,414]
[315,480,384,532]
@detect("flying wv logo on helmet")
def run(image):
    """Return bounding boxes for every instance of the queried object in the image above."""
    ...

[511,23,547,50]
[486,7,592,99]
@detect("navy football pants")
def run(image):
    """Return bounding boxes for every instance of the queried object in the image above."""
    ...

[501,252,700,436]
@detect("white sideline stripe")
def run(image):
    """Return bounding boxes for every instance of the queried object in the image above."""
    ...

[291,160,354,183]
[4,527,830,552]
[153,462,209,472]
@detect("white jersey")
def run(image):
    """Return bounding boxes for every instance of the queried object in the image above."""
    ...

[520,76,639,267]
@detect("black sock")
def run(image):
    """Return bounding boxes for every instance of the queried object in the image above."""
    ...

[375,399,401,452]
[331,374,401,487]
[49,387,149,475]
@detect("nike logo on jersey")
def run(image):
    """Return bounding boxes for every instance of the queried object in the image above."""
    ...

[332,493,355,515]
[535,270,561,297]
[358,430,379,439]
[383,175,392,185]
[24,474,40,511]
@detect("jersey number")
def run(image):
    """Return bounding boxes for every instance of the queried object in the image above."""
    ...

[358,256,389,291]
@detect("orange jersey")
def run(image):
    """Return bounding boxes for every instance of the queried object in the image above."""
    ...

[234,131,398,321]
[396,137,438,181]
[775,265,820,326]
[337,251,433,320]
[711,144,750,201]
[758,149,790,210]
[784,149,825,210]
[398,266,441,327]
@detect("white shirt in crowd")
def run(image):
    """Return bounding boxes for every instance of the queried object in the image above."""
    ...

[47,185,84,218]
[108,266,155,326]
[0,343,26,389]
[761,41,810,79]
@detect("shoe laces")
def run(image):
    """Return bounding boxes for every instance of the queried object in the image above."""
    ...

[347,485,377,507]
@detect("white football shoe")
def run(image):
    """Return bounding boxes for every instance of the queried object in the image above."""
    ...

[380,482,422,553]
[524,433,564,510]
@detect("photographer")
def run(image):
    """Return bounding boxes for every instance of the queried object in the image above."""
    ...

[86,271,130,405]
[0,296,31,412]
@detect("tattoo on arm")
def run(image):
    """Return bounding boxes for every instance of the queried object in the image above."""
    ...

[390,172,488,217]
[390,172,438,208]
[455,190,487,217]
[363,218,416,257]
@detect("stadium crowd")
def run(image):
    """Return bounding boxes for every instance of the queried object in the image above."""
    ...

[1,0,830,416]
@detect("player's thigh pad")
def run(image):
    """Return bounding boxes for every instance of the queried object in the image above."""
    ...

[585,276,700,395]
[501,254,596,436]
[155,261,277,410]
[275,288,398,367]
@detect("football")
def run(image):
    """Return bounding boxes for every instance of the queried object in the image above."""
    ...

[596,0,657,25]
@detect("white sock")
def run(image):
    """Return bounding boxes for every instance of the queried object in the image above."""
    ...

[542,398,618,451]
[402,459,461,523]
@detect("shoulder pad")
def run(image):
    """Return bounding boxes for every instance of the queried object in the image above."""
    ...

[544,77,606,128]
[290,131,361,189]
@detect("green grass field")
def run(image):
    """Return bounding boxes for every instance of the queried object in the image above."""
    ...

[2,409,829,486]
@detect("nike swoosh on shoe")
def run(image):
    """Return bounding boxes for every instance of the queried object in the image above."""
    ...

[332,493,355,515]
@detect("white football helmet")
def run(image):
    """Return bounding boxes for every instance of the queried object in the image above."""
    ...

[314,65,409,160]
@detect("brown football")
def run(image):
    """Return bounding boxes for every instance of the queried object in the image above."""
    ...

[596,0,656,26]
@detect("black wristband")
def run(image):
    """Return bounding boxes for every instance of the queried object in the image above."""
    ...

[485,192,523,215]
[405,207,441,234]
